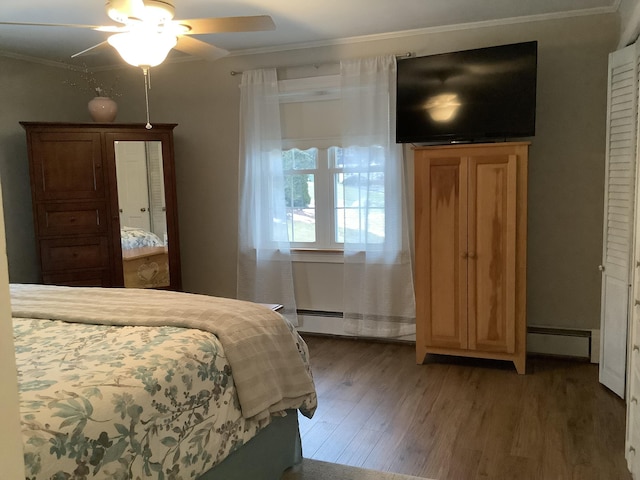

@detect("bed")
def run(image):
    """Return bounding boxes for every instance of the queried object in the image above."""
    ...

[11,284,317,479]
[120,227,170,288]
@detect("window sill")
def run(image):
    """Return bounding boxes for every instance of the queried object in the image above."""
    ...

[291,248,344,264]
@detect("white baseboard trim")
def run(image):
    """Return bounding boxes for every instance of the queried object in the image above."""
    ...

[526,326,592,360]
[297,314,597,361]
[590,329,600,364]
[296,314,416,342]
[297,314,352,336]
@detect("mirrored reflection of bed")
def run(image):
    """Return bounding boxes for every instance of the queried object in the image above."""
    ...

[120,227,170,289]
[115,138,175,290]
[11,284,317,479]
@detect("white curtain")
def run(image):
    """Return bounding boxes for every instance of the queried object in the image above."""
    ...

[237,68,298,324]
[340,55,416,337]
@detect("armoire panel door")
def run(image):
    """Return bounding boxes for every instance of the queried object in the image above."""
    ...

[467,154,517,353]
[415,156,468,350]
[30,132,105,201]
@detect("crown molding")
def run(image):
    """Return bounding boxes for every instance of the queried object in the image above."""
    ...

[0,50,74,69]
[0,5,621,67]
[0,49,132,72]
[229,6,620,58]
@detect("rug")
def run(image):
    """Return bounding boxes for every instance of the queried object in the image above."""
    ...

[281,459,433,480]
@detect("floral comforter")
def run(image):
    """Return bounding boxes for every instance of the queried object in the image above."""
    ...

[120,226,164,250]
[14,290,315,480]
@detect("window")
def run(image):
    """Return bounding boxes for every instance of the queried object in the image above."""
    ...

[279,74,387,250]
[282,145,386,249]
[283,148,318,245]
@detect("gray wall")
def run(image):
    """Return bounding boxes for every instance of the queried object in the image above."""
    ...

[0,12,620,331]
[0,58,146,283]
[618,0,640,47]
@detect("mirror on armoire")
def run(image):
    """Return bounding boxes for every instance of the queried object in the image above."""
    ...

[104,127,181,291]
[114,140,170,288]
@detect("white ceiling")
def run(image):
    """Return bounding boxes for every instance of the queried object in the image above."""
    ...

[0,0,622,68]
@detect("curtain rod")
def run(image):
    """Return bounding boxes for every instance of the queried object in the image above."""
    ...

[229,52,414,76]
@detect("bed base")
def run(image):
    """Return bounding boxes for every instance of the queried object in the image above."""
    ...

[197,411,302,480]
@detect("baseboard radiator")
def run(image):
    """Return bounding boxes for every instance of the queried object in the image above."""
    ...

[526,326,596,362]
[296,310,597,362]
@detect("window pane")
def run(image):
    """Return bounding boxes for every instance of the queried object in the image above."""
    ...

[338,145,385,169]
[331,146,344,168]
[367,172,385,208]
[283,148,317,170]
[336,207,385,244]
[285,173,316,243]
[334,172,385,244]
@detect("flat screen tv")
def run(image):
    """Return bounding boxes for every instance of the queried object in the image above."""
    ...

[396,41,537,144]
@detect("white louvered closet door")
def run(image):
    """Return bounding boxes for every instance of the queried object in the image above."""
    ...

[600,43,639,399]
[626,39,640,476]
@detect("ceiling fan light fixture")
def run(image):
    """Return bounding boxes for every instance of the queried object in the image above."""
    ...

[106,0,175,24]
[108,30,177,67]
[142,1,175,23]
[106,0,137,23]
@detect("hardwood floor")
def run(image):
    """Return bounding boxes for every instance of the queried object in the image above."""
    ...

[298,335,631,480]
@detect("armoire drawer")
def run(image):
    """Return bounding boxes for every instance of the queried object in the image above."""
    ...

[40,237,109,272]
[42,269,111,287]
[36,201,108,236]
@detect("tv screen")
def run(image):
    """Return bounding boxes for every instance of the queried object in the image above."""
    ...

[396,41,537,144]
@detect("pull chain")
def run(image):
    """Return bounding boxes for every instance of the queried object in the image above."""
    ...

[142,66,152,129]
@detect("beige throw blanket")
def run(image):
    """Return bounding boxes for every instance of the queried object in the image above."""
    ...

[10,284,316,421]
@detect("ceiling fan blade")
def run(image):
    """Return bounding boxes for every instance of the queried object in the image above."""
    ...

[93,25,130,33]
[71,41,110,58]
[177,15,275,35]
[0,21,106,30]
[174,36,229,61]
[0,21,127,35]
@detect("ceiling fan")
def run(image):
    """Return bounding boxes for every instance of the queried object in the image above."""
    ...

[0,0,276,66]
[1,0,275,128]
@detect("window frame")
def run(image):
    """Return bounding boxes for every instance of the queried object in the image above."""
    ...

[282,145,343,250]
[278,74,390,254]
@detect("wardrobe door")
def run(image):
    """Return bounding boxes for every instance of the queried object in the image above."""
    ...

[29,132,104,201]
[415,154,468,354]
[467,152,517,354]
[599,43,639,398]
[104,129,182,291]
[25,127,112,287]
